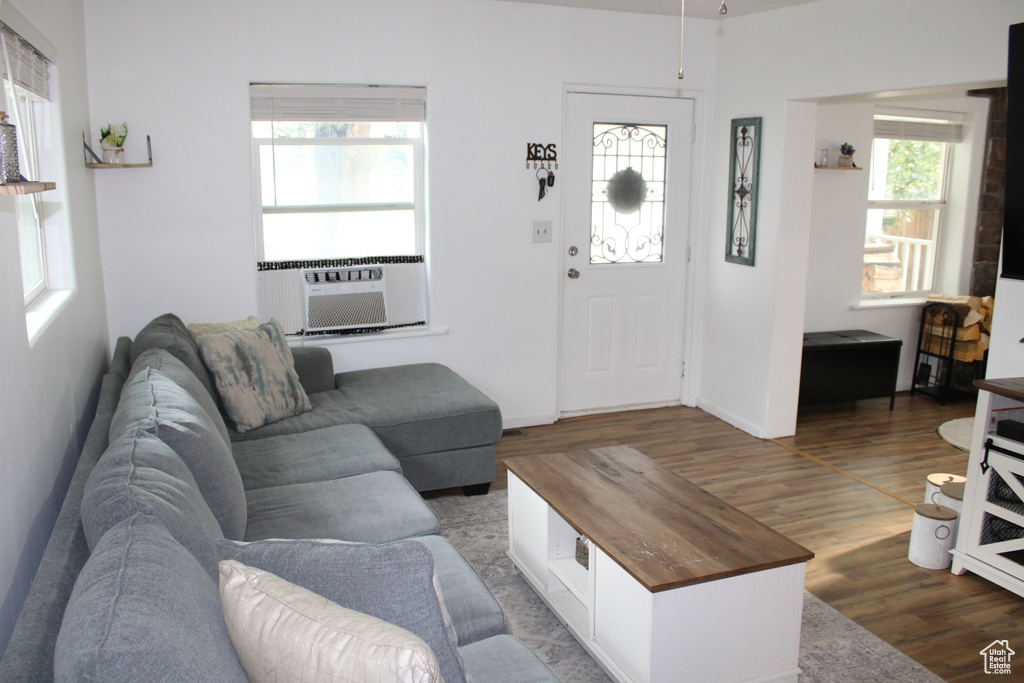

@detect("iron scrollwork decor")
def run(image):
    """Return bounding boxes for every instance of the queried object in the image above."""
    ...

[725,117,761,266]
[590,123,667,264]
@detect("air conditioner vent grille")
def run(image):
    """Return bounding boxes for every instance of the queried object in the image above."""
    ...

[305,268,382,284]
[307,291,386,329]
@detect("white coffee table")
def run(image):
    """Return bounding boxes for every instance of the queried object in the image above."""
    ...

[504,445,813,683]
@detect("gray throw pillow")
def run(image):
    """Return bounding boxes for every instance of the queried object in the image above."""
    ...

[54,514,248,683]
[217,537,467,683]
[110,368,247,540]
[82,428,225,578]
[195,320,312,433]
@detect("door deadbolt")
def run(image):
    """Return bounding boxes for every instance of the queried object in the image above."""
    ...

[567,268,580,279]
[568,246,578,257]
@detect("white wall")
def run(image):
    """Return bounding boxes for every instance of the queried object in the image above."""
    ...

[805,95,990,392]
[82,0,717,428]
[0,0,108,654]
[699,0,1024,438]
[79,0,1024,438]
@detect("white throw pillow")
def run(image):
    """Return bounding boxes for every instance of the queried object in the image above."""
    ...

[219,560,442,683]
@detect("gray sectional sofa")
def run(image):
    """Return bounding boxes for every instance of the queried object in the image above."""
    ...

[0,313,558,682]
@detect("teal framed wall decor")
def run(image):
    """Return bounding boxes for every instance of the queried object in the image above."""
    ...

[725,116,761,266]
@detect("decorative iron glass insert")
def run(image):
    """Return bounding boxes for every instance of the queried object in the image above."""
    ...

[726,117,761,267]
[590,123,667,264]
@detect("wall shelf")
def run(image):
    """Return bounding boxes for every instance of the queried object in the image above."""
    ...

[82,133,152,169]
[0,181,56,195]
[814,164,862,170]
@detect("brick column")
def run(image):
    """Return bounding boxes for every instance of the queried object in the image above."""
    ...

[968,87,1006,297]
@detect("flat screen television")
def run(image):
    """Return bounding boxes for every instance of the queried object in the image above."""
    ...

[1002,22,1024,280]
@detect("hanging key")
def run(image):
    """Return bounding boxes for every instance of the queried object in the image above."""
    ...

[538,176,547,201]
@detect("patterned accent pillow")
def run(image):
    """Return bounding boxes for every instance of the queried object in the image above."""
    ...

[195,320,312,433]
[219,560,441,683]
[187,316,261,339]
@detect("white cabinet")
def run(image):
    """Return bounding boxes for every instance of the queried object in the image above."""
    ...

[951,378,1024,595]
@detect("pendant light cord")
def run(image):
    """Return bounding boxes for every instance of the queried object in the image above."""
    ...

[678,0,685,79]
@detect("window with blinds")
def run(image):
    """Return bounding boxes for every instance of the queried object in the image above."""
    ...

[250,84,426,262]
[861,108,959,297]
[2,20,52,306]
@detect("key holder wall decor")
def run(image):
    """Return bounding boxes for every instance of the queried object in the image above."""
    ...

[527,143,557,201]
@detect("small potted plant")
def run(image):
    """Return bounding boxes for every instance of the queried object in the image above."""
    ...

[100,122,128,164]
[838,142,855,167]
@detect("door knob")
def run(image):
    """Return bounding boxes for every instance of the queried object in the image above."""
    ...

[567,268,580,279]
[568,246,578,257]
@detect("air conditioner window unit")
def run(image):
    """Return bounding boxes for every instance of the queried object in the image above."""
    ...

[301,262,425,333]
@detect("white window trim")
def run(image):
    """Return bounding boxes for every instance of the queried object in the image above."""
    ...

[0,8,75,343]
[860,128,954,301]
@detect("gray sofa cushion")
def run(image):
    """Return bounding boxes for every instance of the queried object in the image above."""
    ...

[217,537,467,683]
[231,422,400,490]
[0,372,126,683]
[290,346,335,394]
[244,470,441,543]
[459,635,561,682]
[129,348,230,447]
[413,534,509,645]
[53,514,247,683]
[82,428,224,578]
[130,313,219,406]
[229,363,503,458]
[397,444,497,493]
[110,368,247,540]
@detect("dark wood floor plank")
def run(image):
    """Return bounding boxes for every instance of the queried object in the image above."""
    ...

[491,393,1019,682]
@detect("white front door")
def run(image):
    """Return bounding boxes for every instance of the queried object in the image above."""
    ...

[559,93,694,416]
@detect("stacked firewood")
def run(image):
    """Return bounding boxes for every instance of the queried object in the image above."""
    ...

[922,294,994,362]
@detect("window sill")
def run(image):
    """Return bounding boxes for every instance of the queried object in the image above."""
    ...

[288,325,449,347]
[851,296,928,310]
[25,288,75,346]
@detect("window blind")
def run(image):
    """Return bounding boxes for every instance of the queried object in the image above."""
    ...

[0,23,49,101]
[250,84,426,122]
[874,107,963,143]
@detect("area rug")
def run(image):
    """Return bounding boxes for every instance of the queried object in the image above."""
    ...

[428,489,945,683]
[938,417,973,452]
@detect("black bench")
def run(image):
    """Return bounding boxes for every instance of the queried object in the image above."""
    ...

[800,330,902,410]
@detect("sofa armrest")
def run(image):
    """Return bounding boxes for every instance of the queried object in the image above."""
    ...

[291,347,334,394]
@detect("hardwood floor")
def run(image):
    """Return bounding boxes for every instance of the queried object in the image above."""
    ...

[492,393,1024,682]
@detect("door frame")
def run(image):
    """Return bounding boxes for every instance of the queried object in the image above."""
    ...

[557,85,709,416]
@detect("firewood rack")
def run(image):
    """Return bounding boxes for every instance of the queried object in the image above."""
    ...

[911,302,986,404]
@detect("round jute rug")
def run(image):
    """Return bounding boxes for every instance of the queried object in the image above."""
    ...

[938,417,973,451]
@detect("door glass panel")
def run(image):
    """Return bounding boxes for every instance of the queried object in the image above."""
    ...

[590,123,667,264]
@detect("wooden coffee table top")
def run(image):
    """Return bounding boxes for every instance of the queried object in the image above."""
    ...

[504,445,813,592]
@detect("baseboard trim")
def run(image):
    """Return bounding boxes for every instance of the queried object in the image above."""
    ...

[502,414,557,430]
[696,399,767,439]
